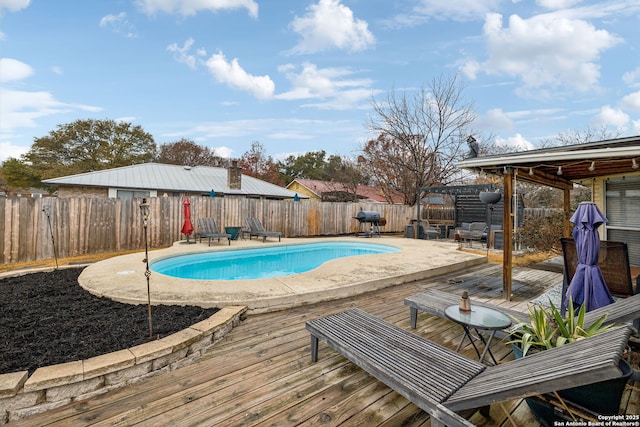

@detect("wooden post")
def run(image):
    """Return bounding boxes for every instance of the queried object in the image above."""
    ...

[502,169,513,300]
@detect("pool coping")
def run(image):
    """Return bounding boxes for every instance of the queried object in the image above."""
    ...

[78,236,487,313]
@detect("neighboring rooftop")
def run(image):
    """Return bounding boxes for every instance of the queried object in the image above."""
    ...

[42,163,302,199]
[288,178,404,203]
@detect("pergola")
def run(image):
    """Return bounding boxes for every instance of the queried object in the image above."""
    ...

[456,136,640,300]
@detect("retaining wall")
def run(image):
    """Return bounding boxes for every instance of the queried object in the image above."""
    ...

[0,306,247,424]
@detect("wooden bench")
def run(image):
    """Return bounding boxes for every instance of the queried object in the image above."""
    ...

[404,290,527,339]
[307,308,632,425]
[405,289,640,337]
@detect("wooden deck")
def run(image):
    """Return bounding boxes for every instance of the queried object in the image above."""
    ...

[10,263,639,426]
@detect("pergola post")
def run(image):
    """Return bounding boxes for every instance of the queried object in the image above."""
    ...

[502,169,513,300]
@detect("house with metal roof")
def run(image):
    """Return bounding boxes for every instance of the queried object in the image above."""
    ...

[42,161,303,200]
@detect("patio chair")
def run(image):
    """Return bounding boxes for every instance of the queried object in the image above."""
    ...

[560,238,638,315]
[196,218,231,246]
[245,217,281,242]
[307,308,632,426]
[458,222,486,248]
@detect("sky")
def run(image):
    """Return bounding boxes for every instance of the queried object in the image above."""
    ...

[1,0,640,164]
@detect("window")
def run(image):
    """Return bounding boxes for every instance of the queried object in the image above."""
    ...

[605,176,640,266]
[117,190,150,199]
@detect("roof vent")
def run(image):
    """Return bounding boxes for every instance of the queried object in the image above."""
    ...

[184,166,192,170]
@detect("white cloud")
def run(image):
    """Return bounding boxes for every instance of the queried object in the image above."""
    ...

[590,105,629,129]
[275,62,376,110]
[0,58,33,82]
[620,91,640,111]
[0,89,102,132]
[0,139,29,162]
[99,12,137,38]
[135,0,258,18]
[623,67,640,87]
[482,108,515,131]
[51,66,63,75]
[204,52,275,99]
[0,0,30,13]
[494,134,535,151]
[167,38,204,69]
[536,0,583,9]
[463,12,622,93]
[289,0,375,54]
[408,0,503,23]
[213,146,234,158]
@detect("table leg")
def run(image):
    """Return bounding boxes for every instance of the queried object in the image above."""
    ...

[478,330,498,365]
[409,307,418,329]
[456,325,483,360]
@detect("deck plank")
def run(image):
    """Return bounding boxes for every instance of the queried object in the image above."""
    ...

[8,263,638,427]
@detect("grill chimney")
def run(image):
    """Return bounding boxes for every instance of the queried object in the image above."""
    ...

[227,160,242,190]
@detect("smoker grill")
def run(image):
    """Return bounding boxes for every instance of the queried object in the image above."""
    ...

[353,210,385,237]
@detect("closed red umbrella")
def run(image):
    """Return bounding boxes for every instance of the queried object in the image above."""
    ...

[181,197,194,242]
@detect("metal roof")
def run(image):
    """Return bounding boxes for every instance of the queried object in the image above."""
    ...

[42,163,303,199]
[456,136,640,190]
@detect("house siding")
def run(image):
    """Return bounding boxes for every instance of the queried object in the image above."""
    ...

[57,186,109,198]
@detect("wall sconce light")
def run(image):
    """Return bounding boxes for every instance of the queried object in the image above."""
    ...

[528,167,534,176]
[557,166,563,176]
[588,161,595,172]
[503,166,508,174]
[633,159,639,169]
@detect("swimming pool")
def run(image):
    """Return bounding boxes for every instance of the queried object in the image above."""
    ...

[151,241,400,280]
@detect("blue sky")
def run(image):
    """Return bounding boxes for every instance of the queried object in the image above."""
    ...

[1,0,640,164]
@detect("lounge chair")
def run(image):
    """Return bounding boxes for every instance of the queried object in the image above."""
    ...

[245,217,281,242]
[307,308,632,427]
[196,218,231,246]
[405,289,640,338]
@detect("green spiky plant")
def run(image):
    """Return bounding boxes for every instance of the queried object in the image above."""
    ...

[508,297,611,357]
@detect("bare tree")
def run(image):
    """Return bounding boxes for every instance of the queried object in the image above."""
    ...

[361,74,476,204]
[239,141,284,186]
[539,126,621,148]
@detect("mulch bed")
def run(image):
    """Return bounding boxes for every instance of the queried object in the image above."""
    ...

[0,268,219,375]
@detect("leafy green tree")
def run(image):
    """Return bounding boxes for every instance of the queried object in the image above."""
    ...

[25,119,156,180]
[0,158,42,192]
[277,151,332,184]
[156,138,224,167]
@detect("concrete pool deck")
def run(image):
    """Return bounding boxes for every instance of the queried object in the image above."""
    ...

[79,236,487,313]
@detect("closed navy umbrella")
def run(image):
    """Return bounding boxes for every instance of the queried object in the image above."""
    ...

[565,202,614,311]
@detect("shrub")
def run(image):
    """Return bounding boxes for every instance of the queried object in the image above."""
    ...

[520,211,564,252]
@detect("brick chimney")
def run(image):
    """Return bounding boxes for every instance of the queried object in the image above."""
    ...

[227,160,242,190]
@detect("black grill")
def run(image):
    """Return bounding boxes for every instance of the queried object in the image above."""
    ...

[354,210,381,223]
[353,210,384,237]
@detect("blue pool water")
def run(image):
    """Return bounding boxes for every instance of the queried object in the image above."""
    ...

[151,242,400,280]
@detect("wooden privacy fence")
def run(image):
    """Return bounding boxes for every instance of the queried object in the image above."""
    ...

[0,197,416,265]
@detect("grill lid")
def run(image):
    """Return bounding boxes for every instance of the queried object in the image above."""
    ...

[354,211,381,222]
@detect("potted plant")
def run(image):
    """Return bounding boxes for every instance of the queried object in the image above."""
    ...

[508,298,633,424]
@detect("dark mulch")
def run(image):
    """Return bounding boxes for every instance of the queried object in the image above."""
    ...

[0,268,219,375]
